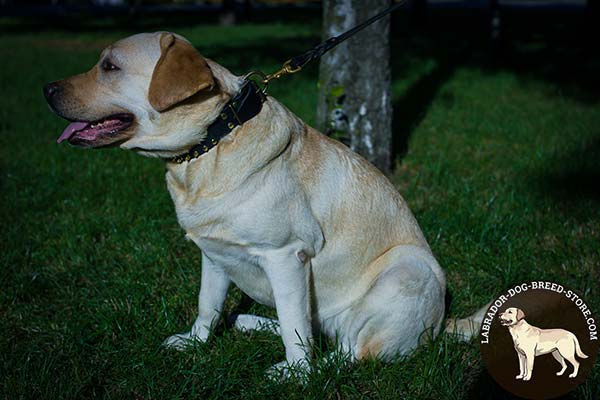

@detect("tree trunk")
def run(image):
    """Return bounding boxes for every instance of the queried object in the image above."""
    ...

[317,0,393,174]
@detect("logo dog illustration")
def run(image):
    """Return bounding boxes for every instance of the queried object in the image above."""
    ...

[499,307,588,381]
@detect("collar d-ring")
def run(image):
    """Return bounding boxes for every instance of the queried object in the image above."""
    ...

[242,70,269,94]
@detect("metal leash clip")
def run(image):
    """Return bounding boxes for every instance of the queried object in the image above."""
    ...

[264,59,302,83]
[243,59,303,95]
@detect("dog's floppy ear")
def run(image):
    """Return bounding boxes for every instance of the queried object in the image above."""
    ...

[516,308,525,321]
[148,33,215,112]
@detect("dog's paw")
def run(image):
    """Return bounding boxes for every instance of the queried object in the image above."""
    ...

[163,332,197,350]
[568,372,577,378]
[265,359,311,383]
[515,375,523,380]
[522,375,531,381]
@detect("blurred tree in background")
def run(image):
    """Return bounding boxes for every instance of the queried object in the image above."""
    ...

[317,0,393,174]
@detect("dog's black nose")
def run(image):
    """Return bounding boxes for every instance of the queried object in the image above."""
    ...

[43,82,61,101]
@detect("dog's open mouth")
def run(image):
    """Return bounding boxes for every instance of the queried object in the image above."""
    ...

[499,318,512,326]
[57,113,134,146]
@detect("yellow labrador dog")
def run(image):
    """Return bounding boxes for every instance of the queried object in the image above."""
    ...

[44,32,480,376]
[499,307,588,380]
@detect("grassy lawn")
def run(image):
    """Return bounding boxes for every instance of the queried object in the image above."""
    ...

[1,14,599,399]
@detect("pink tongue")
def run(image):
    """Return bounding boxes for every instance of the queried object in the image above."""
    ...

[58,122,89,143]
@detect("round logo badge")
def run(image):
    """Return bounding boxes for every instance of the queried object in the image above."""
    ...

[480,281,599,399]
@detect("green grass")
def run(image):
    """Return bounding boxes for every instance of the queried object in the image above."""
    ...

[1,16,599,399]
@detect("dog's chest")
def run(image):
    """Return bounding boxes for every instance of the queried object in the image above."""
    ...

[166,164,321,251]
[173,197,277,302]
[172,185,298,249]
[166,172,317,307]
[513,335,525,350]
[190,232,276,307]
[511,329,533,351]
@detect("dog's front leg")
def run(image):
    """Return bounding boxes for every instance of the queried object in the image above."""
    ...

[164,253,230,349]
[516,351,525,379]
[261,247,312,379]
[523,350,535,381]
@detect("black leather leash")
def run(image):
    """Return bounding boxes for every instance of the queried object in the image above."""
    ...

[169,0,406,164]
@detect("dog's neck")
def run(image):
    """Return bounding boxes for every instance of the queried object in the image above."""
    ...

[161,58,306,198]
[166,79,266,164]
[165,94,303,200]
[508,319,530,336]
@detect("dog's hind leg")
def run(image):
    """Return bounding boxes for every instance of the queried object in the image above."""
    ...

[563,349,581,378]
[348,245,446,360]
[557,336,582,378]
[232,314,281,335]
[552,350,568,376]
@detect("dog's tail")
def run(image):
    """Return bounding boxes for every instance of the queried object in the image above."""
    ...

[573,335,588,359]
[445,301,492,341]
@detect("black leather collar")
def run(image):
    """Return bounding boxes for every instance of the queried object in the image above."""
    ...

[167,80,266,164]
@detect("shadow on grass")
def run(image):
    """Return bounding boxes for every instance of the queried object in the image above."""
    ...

[392,55,458,161]
[388,10,600,168]
[531,136,600,207]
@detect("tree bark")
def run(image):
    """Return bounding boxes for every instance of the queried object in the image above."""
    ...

[317,0,393,174]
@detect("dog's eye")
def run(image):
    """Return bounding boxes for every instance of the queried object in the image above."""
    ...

[101,59,120,72]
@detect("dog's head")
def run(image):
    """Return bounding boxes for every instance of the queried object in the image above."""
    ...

[44,32,237,156]
[499,307,525,327]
